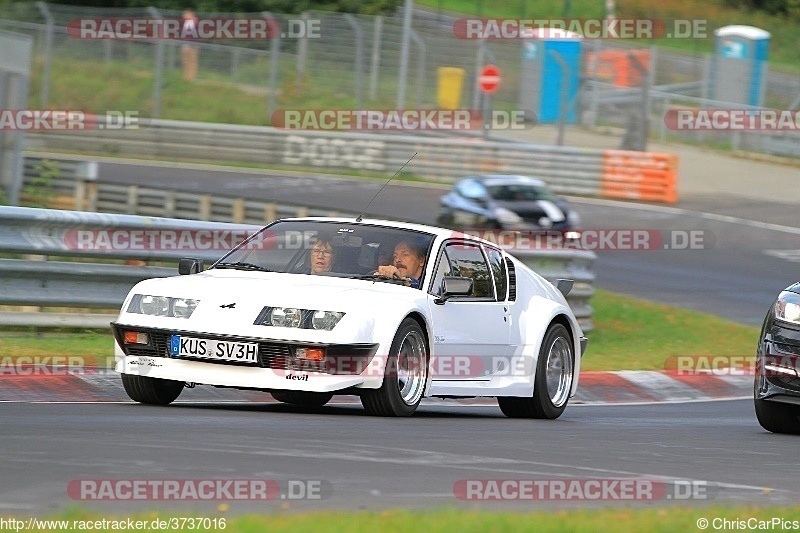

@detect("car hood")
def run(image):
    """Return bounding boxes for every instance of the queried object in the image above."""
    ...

[494,199,567,222]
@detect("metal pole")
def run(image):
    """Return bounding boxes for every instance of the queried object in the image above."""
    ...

[147,7,164,119]
[626,50,650,151]
[548,49,570,146]
[262,12,281,117]
[472,41,485,110]
[344,14,364,109]
[396,0,413,109]
[369,16,383,101]
[34,2,52,106]
[10,71,29,206]
[296,12,308,80]
[409,29,426,108]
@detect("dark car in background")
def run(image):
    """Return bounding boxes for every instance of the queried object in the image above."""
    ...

[436,175,580,233]
[755,283,800,434]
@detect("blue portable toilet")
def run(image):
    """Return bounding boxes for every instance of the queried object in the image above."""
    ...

[711,25,770,106]
[519,28,582,124]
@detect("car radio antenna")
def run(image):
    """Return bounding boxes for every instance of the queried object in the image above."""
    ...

[355,152,417,222]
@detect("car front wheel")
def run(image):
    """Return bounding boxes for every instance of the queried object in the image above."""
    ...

[755,395,800,435]
[361,318,428,417]
[121,373,184,405]
[498,323,574,419]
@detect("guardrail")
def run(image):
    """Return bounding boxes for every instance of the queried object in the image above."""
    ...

[0,206,595,331]
[24,118,679,203]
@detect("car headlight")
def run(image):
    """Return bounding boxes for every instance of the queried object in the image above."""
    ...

[312,310,345,330]
[256,307,345,330]
[494,207,523,226]
[172,298,200,319]
[269,307,303,328]
[775,291,800,325]
[128,294,199,319]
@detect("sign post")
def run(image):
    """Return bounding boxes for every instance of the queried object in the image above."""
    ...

[478,64,501,139]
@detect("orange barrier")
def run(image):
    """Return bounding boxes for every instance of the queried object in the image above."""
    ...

[586,49,651,87]
[601,150,678,203]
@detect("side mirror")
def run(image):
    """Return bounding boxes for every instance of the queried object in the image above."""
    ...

[555,278,574,297]
[178,258,204,275]
[434,276,474,305]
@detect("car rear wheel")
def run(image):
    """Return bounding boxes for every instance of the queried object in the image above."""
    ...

[121,373,184,405]
[271,391,333,407]
[361,318,428,417]
[498,323,574,419]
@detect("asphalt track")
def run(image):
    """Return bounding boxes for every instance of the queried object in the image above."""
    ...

[98,159,800,325]
[0,399,797,514]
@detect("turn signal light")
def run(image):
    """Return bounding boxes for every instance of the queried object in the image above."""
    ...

[124,331,149,345]
[295,347,325,361]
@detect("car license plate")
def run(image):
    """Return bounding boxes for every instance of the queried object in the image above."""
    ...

[169,335,258,364]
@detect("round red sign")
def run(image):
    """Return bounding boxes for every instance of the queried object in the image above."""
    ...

[478,65,501,94]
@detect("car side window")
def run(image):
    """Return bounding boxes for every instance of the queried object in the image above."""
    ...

[444,242,493,299]
[485,247,508,301]
[429,248,453,296]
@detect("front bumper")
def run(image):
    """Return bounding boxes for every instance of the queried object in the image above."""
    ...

[755,336,800,404]
[112,323,382,392]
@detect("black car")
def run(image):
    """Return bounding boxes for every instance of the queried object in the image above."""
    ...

[436,175,580,231]
[755,283,800,434]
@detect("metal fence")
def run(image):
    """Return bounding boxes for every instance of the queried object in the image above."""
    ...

[0,30,32,205]
[0,205,595,331]
[0,3,797,157]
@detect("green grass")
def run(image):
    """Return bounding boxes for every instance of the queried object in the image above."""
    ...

[582,289,758,371]
[0,290,758,372]
[0,330,114,368]
[20,506,800,532]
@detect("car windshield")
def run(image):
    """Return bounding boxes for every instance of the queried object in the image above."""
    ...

[213,220,435,286]
[486,184,559,202]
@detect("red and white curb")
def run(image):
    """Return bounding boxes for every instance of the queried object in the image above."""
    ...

[0,369,753,404]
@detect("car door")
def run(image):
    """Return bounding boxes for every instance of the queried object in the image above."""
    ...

[426,241,510,381]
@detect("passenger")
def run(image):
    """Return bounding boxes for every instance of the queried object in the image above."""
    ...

[376,240,426,288]
[308,234,335,275]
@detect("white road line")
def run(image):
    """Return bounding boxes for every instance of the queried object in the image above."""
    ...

[568,196,800,235]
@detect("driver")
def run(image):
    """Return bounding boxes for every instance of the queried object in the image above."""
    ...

[376,240,425,288]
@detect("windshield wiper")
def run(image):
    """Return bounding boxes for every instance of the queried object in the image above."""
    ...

[214,261,274,272]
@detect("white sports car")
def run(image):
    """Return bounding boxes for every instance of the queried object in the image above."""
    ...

[112,218,587,418]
